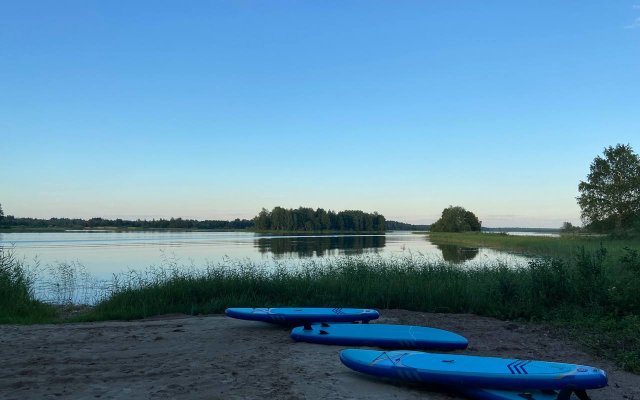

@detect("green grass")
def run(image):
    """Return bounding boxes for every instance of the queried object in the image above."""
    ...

[0,247,59,324]
[79,250,640,320]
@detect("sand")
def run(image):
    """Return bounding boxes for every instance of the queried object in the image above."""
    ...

[1,310,638,399]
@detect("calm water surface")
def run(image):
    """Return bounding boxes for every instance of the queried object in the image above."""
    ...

[0,230,539,275]
[0,231,538,303]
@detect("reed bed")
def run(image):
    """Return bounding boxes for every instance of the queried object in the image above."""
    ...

[81,250,640,319]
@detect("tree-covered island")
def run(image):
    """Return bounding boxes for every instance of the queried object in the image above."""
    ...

[252,206,386,232]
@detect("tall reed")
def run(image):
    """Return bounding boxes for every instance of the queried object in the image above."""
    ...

[0,247,58,323]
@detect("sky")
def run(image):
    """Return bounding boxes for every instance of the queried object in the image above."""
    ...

[1,1,639,227]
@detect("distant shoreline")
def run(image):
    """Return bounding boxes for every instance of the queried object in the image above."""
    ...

[0,227,392,234]
[0,227,249,233]
[0,228,560,234]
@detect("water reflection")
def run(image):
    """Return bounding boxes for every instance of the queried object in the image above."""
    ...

[255,235,386,258]
[435,243,480,263]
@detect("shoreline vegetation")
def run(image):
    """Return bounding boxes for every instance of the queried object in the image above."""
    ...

[428,232,636,259]
[1,231,640,373]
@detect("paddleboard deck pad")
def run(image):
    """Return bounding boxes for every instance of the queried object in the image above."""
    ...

[340,349,607,390]
[225,307,379,324]
[291,323,468,350]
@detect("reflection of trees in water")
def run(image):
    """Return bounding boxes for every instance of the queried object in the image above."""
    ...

[435,244,479,263]
[255,235,386,258]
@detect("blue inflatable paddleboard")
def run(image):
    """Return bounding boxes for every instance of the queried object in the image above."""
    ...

[225,307,379,324]
[291,323,468,350]
[340,349,607,390]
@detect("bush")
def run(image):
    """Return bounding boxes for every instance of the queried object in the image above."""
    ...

[608,247,640,315]
[430,206,481,232]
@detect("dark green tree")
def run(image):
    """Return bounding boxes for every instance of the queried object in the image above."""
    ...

[253,208,271,230]
[430,206,482,232]
[270,207,288,230]
[577,144,640,233]
[315,208,330,230]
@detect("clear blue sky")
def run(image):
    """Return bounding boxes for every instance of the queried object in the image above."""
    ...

[1,1,638,227]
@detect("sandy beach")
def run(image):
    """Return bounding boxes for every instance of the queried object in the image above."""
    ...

[1,310,638,400]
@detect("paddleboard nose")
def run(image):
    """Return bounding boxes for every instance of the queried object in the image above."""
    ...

[569,365,607,389]
[340,349,382,365]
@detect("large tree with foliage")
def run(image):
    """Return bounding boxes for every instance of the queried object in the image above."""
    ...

[430,206,481,232]
[577,144,640,232]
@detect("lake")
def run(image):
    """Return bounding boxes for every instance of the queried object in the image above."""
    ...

[0,231,538,303]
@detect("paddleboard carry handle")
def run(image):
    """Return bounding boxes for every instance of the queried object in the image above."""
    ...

[303,322,330,330]
[556,386,591,400]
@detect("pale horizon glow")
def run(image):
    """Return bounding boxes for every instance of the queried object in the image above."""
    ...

[1,2,638,228]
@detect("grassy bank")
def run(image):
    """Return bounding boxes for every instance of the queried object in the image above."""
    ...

[429,231,638,261]
[2,243,639,372]
[72,249,640,372]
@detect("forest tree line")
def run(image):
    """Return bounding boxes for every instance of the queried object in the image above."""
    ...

[1,203,421,232]
[253,207,386,232]
[0,215,253,230]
